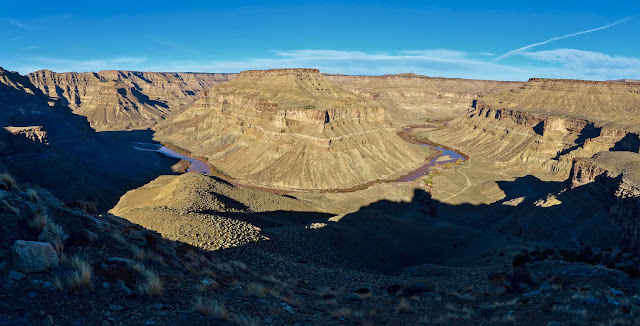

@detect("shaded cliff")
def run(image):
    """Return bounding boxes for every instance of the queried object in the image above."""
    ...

[0,67,176,209]
[155,69,432,191]
[28,69,233,131]
[569,152,640,253]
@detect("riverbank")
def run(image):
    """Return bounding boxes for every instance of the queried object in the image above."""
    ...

[140,125,468,195]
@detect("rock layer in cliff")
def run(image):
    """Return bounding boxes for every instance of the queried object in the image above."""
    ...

[155,69,431,190]
[28,69,233,131]
[326,73,523,125]
[0,67,178,209]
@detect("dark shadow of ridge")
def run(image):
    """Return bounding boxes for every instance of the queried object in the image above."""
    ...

[0,72,183,210]
[193,172,631,275]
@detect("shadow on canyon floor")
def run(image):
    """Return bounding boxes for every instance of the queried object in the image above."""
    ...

[137,173,630,276]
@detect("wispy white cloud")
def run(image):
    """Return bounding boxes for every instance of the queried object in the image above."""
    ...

[23,56,148,73]
[22,46,40,51]
[494,18,632,61]
[520,48,640,79]
[8,19,28,29]
[11,48,640,81]
[145,49,526,80]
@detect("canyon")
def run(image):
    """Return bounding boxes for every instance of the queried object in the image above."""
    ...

[3,66,640,325]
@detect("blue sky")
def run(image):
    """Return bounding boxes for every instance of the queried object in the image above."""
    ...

[1,0,638,80]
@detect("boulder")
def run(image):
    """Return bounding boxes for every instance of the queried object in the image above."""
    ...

[11,240,60,273]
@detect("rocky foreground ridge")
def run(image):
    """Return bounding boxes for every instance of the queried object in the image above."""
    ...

[155,68,431,191]
[28,69,233,131]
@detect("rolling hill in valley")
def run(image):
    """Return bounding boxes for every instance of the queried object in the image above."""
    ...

[154,68,432,190]
[28,70,233,131]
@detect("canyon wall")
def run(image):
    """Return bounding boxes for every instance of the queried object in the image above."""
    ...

[0,67,177,209]
[569,152,640,253]
[326,73,523,125]
[429,79,640,179]
[28,69,233,131]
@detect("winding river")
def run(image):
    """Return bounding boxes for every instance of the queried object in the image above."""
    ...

[132,126,466,193]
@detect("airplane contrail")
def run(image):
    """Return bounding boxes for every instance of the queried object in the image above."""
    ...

[493,17,632,62]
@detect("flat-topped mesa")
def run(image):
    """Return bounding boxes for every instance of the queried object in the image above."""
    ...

[184,68,387,135]
[325,73,523,125]
[239,68,320,77]
[527,77,640,86]
[155,68,430,191]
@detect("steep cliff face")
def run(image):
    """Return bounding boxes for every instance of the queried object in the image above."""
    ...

[326,73,523,125]
[428,79,640,179]
[479,78,640,132]
[0,67,176,209]
[569,152,640,253]
[28,69,233,131]
[156,69,431,191]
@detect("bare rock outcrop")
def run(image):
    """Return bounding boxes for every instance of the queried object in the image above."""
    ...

[429,78,640,178]
[11,240,60,273]
[28,69,233,131]
[569,152,640,253]
[155,69,431,191]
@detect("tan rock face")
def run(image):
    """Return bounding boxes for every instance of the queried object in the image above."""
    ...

[326,73,522,125]
[479,78,640,132]
[569,152,640,253]
[156,69,431,190]
[429,79,640,180]
[28,69,234,131]
[3,126,48,145]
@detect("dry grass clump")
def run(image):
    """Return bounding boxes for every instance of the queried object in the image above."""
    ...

[66,256,92,290]
[43,221,69,255]
[130,262,164,297]
[53,277,64,292]
[231,314,261,326]
[552,304,587,317]
[489,314,517,324]
[431,304,474,323]
[229,260,248,271]
[493,298,519,307]
[2,200,19,215]
[245,282,276,297]
[0,173,17,190]
[396,298,414,314]
[26,188,39,203]
[318,287,340,299]
[330,307,363,320]
[193,296,230,320]
[215,262,234,275]
[29,209,49,232]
